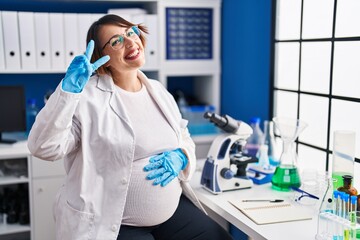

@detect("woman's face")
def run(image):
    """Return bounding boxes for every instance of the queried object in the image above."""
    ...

[99,24,145,72]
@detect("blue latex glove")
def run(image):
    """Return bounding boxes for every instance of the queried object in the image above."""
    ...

[144,148,188,187]
[62,40,110,93]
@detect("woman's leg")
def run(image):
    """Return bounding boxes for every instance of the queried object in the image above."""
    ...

[152,195,234,240]
[117,225,156,240]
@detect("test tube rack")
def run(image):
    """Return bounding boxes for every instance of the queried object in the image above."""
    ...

[316,211,359,240]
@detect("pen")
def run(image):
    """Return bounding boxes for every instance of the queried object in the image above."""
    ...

[242,199,284,203]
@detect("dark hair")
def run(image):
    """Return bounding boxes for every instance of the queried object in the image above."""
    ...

[86,14,148,75]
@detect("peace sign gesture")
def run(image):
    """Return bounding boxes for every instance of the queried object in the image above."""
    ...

[62,40,110,93]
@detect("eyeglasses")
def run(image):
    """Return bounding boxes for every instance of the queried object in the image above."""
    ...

[102,26,140,50]
[291,187,319,202]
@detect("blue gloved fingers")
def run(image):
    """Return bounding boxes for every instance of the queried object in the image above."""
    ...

[153,172,172,185]
[62,41,99,93]
[144,149,188,187]
[66,55,91,75]
[143,159,163,171]
[149,153,165,163]
[83,40,110,72]
[146,168,166,180]
[62,55,88,93]
[92,55,110,71]
[160,175,176,187]
[67,55,86,69]
[85,40,95,61]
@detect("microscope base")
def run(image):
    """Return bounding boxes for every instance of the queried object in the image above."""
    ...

[247,166,275,185]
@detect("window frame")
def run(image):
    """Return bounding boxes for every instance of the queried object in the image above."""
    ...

[270,0,360,171]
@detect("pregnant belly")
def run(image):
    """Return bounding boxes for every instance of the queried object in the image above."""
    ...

[122,158,183,226]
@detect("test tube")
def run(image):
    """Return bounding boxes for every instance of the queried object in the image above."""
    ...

[331,190,340,240]
[334,191,340,216]
[349,196,358,240]
[344,194,350,219]
[339,192,345,240]
[350,196,357,213]
[344,227,350,240]
[339,192,344,218]
[339,194,351,240]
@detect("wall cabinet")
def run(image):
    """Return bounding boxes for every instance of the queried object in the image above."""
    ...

[0,145,65,240]
[30,157,65,240]
[0,146,32,240]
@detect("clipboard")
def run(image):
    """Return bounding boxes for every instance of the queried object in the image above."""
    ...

[228,199,313,225]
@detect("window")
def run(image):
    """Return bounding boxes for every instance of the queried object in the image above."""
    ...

[272,0,360,182]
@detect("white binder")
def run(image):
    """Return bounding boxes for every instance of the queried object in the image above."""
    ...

[64,13,79,66]
[0,12,6,70]
[145,14,158,70]
[2,11,21,70]
[18,11,37,70]
[131,14,145,27]
[77,14,93,55]
[132,14,158,70]
[49,13,65,70]
[107,12,132,23]
[107,8,147,22]
[91,13,104,23]
[34,12,51,70]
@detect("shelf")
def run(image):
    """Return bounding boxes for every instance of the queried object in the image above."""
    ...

[192,134,219,144]
[0,143,30,159]
[83,0,157,2]
[0,176,29,186]
[0,69,66,74]
[159,61,220,75]
[0,66,159,74]
[0,223,31,236]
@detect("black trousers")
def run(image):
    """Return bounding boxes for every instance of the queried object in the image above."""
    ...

[117,195,234,240]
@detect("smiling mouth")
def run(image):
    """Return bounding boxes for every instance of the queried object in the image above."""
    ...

[125,49,140,60]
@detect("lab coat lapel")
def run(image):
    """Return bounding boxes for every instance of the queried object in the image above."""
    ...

[109,92,132,128]
[96,75,132,129]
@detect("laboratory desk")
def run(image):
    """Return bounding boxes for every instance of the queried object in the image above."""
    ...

[190,162,319,240]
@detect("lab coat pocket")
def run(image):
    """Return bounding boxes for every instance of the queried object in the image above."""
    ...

[58,201,96,240]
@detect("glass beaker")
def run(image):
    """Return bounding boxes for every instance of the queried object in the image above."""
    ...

[271,117,308,191]
[332,130,356,190]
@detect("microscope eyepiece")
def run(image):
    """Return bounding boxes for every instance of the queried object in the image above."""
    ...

[204,112,239,134]
[203,112,213,120]
[204,112,226,126]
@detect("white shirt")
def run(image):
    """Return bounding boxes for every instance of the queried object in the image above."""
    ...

[117,84,182,226]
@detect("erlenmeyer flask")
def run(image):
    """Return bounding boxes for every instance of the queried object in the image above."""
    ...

[271,117,308,191]
[316,176,334,240]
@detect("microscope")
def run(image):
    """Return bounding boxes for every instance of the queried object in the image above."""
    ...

[200,112,257,194]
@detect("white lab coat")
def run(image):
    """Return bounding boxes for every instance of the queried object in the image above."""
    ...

[28,70,204,240]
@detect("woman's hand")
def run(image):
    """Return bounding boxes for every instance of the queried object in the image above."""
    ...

[62,40,110,93]
[144,149,188,187]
